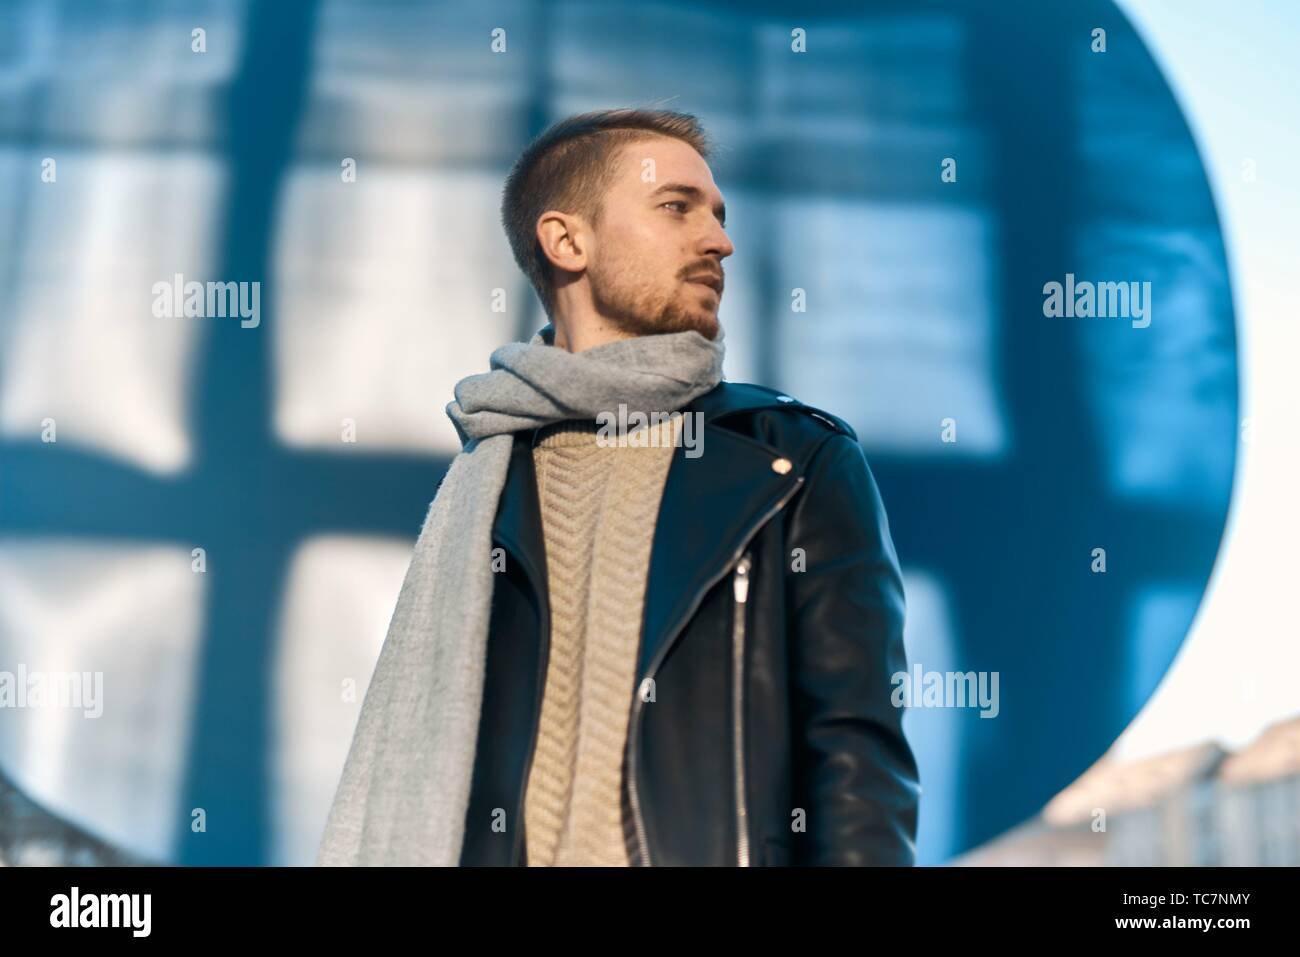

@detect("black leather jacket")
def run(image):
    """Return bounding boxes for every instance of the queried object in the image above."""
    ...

[458,380,921,866]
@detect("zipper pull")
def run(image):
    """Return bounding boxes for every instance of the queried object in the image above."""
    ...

[733,554,752,603]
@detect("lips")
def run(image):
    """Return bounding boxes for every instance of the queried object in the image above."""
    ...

[687,274,723,294]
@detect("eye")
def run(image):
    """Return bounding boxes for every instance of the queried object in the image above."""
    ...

[661,200,688,214]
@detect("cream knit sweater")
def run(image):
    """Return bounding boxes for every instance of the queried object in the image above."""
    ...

[523,415,681,866]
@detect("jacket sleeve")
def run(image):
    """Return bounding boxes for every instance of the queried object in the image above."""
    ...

[784,430,920,865]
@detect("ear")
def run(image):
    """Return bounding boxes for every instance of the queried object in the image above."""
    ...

[536,210,588,273]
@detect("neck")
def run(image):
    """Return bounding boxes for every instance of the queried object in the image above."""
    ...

[550,312,637,353]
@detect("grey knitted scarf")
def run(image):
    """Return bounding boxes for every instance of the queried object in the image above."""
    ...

[316,322,726,866]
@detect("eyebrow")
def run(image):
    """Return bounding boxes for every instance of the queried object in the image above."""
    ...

[650,182,726,227]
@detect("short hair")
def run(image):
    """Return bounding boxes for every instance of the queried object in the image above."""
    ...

[500,108,713,318]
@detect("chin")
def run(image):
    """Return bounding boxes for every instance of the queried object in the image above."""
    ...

[670,296,720,339]
[666,304,718,340]
[617,299,720,340]
[693,313,721,341]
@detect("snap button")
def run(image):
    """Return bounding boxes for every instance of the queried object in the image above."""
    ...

[771,457,793,474]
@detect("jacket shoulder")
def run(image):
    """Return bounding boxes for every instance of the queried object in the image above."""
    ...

[690,380,859,443]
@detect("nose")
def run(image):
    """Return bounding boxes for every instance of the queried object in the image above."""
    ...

[702,218,734,260]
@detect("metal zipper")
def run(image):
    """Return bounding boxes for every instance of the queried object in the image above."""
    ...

[732,551,753,867]
[626,474,805,866]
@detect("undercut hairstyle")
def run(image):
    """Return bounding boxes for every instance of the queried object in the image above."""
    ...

[500,108,714,318]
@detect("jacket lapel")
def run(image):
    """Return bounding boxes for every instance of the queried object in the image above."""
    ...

[492,433,548,608]
[489,385,806,681]
[637,424,801,678]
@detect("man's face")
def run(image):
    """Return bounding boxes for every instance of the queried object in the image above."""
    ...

[583,136,734,340]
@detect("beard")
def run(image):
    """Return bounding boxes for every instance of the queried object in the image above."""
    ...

[587,257,721,341]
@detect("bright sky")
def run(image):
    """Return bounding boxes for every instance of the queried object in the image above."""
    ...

[1110,0,1300,759]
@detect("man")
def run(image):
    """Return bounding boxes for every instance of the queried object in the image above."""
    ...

[317,108,920,867]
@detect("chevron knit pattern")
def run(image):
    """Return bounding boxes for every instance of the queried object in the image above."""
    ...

[523,415,681,866]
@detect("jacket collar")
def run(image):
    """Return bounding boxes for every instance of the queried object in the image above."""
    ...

[491,381,806,677]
